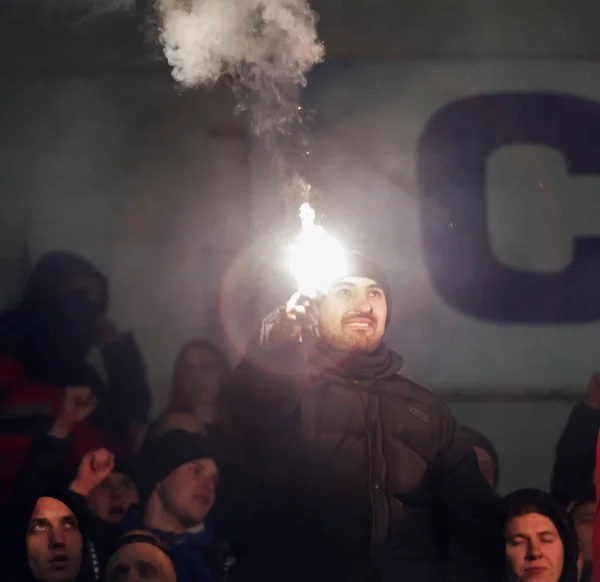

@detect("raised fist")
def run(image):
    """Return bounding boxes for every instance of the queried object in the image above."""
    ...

[269,292,319,346]
[70,448,115,497]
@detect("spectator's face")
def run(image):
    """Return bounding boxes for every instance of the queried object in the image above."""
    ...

[60,275,103,314]
[26,497,83,582]
[159,458,218,529]
[180,347,223,408]
[105,542,176,582]
[569,501,595,565]
[504,512,564,582]
[318,277,387,353]
[473,446,496,489]
[87,472,139,524]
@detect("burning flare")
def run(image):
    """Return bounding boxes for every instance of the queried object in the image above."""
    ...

[289,203,346,298]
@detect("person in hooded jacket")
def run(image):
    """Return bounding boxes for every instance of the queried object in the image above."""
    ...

[224,252,503,582]
[503,489,580,582]
[0,251,151,505]
[5,488,100,582]
[551,373,600,508]
[9,445,135,578]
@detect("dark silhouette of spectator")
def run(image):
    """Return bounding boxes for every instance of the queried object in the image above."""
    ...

[6,488,99,582]
[0,251,151,504]
[147,340,231,440]
[552,373,600,506]
[503,489,580,582]
[104,530,177,582]
[225,252,503,582]
[552,373,600,582]
[462,426,500,490]
[566,488,595,582]
[131,430,228,582]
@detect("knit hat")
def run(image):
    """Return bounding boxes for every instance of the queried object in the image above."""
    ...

[134,430,213,508]
[341,251,392,326]
[502,489,580,582]
[461,426,500,489]
[106,530,175,574]
[112,457,135,481]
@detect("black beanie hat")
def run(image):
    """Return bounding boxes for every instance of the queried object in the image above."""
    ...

[112,457,135,481]
[502,489,580,582]
[106,531,175,574]
[342,251,392,326]
[134,430,212,508]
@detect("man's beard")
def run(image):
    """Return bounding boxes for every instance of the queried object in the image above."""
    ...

[319,324,382,354]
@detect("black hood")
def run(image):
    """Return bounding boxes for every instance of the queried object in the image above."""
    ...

[22,252,108,317]
[5,488,97,582]
[502,489,580,582]
[0,251,109,386]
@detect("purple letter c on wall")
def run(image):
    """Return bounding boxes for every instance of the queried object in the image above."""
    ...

[417,92,600,323]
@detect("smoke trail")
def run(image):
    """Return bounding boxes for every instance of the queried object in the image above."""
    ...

[154,0,324,136]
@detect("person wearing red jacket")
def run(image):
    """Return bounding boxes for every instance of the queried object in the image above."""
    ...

[0,251,151,505]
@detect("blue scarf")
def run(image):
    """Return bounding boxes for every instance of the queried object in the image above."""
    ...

[149,524,214,582]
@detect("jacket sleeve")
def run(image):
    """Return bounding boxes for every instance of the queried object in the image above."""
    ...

[100,332,152,426]
[224,307,306,431]
[551,403,600,505]
[430,412,504,582]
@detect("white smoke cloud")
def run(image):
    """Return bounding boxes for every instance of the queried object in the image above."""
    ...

[155,0,324,135]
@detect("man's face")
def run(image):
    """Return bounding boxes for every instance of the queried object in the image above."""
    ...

[317,276,387,353]
[87,472,139,524]
[26,497,83,582]
[473,446,496,490]
[569,501,595,565]
[504,512,564,582]
[105,542,176,582]
[60,275,103,312]
[158,458,218,529]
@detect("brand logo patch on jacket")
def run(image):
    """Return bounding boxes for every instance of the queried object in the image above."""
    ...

[408,404,430,424]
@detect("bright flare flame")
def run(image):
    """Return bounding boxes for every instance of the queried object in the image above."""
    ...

[289,203,347,298]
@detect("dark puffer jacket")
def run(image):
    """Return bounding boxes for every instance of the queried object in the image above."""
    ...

[224,309,503,582]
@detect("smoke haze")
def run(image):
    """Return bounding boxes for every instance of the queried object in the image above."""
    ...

[155,0,324,135]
